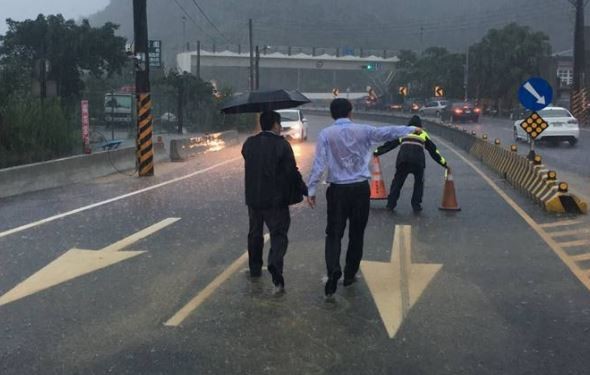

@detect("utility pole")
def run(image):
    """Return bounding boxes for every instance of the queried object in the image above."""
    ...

[573,0,586,91]
[39,41,48,101]
[110,89,115,140]
[249,19,254,90]
[196,40,201,79]
[255,45,260,89]
[182,16,187,52]
[420,26,424,54]
[464,47,469,101]
[133,0,154,177]
[177,77,184,134]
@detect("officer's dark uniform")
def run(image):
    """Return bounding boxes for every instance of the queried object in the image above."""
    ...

[374,118,447,211]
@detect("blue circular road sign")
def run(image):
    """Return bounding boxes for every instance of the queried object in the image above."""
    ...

[518,77,553,112]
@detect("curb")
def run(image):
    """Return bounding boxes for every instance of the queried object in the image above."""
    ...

[0,142,166,199]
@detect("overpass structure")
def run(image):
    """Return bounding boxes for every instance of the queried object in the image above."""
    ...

[176,50,398,92]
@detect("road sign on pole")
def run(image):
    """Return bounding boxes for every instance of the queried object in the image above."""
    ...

[80,100,91,154]
[520,111,549,160]
[368,87,377,100]
[399,86,408,96]
[520,112,549,140]
[148,40,162,68]
[434,86,444,97]
[518,77,553,112]
[518,77,553,159]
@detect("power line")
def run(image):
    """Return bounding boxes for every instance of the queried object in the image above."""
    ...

[254,0,564,35]
[189,0,231,43]
[172,0,216,43]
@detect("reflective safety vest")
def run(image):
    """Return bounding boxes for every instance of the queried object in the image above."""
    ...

[375,129,447,169]
[400,132,429,148]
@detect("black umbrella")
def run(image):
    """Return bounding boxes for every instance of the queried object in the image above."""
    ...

[220,89,311,114]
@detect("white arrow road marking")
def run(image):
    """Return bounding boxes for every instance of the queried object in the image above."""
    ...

[0,217,180,307]
[360,225,442,339]
[523,82,546,105]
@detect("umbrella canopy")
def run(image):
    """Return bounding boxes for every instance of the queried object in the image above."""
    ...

[220,89,311,114]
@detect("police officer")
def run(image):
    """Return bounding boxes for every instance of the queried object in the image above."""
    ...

[374,115,449,212]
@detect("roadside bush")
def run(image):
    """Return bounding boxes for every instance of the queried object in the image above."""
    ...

[0,97,78,168]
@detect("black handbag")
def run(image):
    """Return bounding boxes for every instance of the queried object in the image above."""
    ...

[287,170,307,205]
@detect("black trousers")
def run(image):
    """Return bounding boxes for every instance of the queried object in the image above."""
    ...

[325,181,370,280]
[247,206,290,276]
[388,163,425,208]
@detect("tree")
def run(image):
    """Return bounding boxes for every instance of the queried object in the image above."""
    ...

[390,48,464,99]
[156,71,219,132]
[468,23,551,110]
[0,14,128,100]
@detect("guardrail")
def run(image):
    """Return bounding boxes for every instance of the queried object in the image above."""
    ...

[170,130,239,161]
[0,142,166,199]
[305,109,587,214]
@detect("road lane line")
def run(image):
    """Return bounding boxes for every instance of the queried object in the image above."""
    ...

[0,157,241,240]
[436,138,590,292]
[539,220,584,229]
[164,234,270,327]
[101,218,181,252]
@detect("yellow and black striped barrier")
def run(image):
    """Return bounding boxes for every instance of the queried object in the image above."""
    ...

[464,133,587,214]
[137,93,154,176]
[425,117,587,214]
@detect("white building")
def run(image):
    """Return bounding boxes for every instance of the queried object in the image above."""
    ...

[176,49,398,92]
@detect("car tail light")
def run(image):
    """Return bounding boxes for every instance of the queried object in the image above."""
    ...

[474,108,481,113]
[454,108,463,114]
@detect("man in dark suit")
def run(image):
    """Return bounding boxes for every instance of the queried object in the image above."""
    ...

[242,111,307,294]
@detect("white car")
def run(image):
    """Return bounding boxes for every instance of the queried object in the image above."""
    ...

[513,106,580,146]
[277,109,308,142]
[419,100,449,117]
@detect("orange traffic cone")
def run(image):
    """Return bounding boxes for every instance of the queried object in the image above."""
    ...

[439,169,461,211]
[370,155,388,200]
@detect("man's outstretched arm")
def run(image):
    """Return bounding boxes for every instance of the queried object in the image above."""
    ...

[374,138,401,156]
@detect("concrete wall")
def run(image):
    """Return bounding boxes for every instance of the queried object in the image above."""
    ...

[0,143,166,199]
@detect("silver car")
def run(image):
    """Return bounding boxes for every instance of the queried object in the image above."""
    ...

[419,100,449,117]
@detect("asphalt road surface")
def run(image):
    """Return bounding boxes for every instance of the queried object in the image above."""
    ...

[1,114,589,374]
